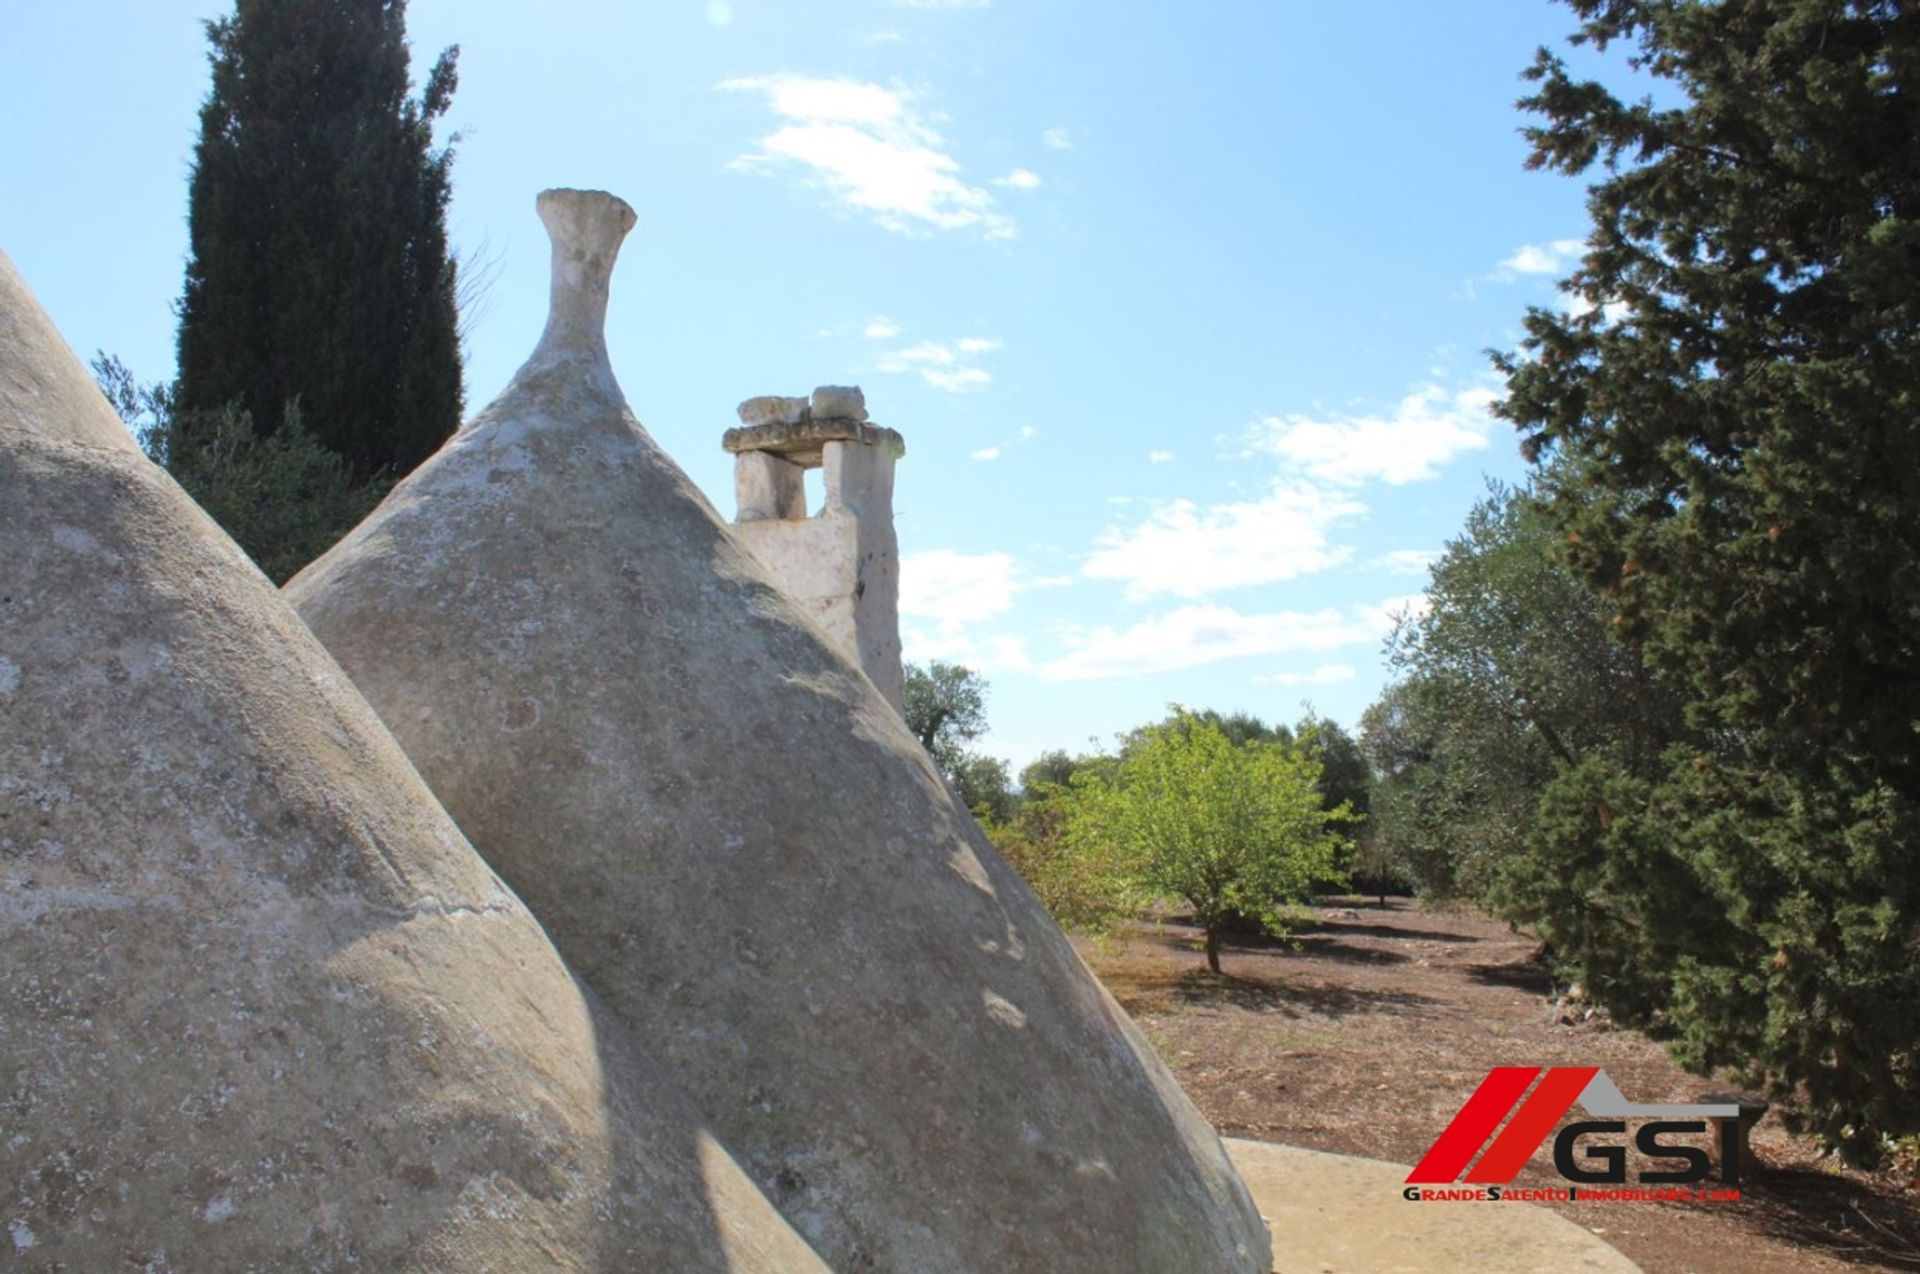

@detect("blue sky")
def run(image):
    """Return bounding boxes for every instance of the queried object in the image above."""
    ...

[1,1,1620,773]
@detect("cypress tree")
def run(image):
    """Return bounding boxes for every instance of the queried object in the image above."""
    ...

[176,0,462,481]
[1495,0,1920,1161]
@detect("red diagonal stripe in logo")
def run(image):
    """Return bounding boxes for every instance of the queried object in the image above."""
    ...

[1404,1067,1539,1184]
[1463,1066,1598,1183]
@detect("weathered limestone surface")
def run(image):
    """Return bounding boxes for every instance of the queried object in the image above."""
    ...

[809,384,867,421]
[287,191,1272,1273]
[0,251,827,1273]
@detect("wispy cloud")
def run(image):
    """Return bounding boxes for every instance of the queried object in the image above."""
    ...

[1373,548,1442,577]
[902,549,1024,622]
[970,446,1002,461]
[1081,481,1365,600]
[864,315,902,340]
[876,335,1002,393]
[720,75,1014,239]
[993,168,1041,190]
[1148,449,1174,464]
[900,548,1043,674]
[1254,663,1357,687]
[1040,596,1421,682]
[1491,237,1584,282]
[1247,383,1497,487]
[1042,127,1072,150]
[925,368,991,393]
[706,0,733,27]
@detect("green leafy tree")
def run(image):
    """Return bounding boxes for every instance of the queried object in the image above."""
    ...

[1294,713,1370,822]
[904,661,988,771]
[176,0,463,481]
[1493,0,1920,1160]
[1072,710,1351,973]
[902,661,1017,820]
[1294,712,1381,897]
[982,793,1136,936]
[93,354,387,584]
[952,753,1016,824]
[1364,483,1686,900]
[1018,749,1081,795]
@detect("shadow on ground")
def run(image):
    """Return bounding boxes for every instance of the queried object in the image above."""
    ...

[1099,957,1436,1020]
[1464,960,1555,994]
[1741,1167,1920,1270]
[1298,919,1485,945]
[1285,936,1412,966]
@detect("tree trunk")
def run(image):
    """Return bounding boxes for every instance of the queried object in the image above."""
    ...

[1204,926,1222,974]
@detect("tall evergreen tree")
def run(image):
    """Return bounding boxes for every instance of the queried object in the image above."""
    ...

[1496,0,1920,1161]
[176,0,462,481]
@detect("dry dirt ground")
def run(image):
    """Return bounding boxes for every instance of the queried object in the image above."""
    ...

[1077,898,1920,1274]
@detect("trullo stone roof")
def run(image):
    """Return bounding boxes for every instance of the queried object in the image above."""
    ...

[286,190,1272,1273]
[0,249,827,1272]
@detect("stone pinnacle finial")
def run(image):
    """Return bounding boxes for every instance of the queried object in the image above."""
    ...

[531,188,637,366]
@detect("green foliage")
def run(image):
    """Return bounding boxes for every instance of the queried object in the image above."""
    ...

[176,0,463,480]
[902,661,1017,821]
[1295,713,1369,822]
[1071,709,1351,972]
[951,752,1016,824]
[904,661,988,767]
[93,353,385,584]
[1364,482,1688,900]
[1017,749,1081,794]
[982,794,1136,936]
[1482,0,1920,1161]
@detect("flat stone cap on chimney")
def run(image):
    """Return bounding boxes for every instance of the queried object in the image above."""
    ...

[723,419,905,466]
[726,385,902,465]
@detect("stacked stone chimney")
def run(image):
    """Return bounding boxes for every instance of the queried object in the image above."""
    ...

[724,386,906,711]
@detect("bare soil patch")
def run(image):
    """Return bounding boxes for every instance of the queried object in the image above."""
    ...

[1078,898,1920,1273]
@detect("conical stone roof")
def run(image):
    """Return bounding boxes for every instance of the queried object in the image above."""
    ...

[287,190,1272,1273]
[0,251,827,1273]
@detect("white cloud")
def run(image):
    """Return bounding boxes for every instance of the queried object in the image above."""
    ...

[878,340,957,367]
[901,549,1024,623]
[903,627,1031,673]
[1019,425,1037,440]
[1567,293,1632,325]
[864,315,902,340]
[1249,383,1496,487]
[1374,548,1441,577]
[1040,597,1420,682]
[1042,127,1072,150]
[706,0,733,26]
[924,367,992,393]
[1148,449,1174,464]
[1081,481,1365,600]
[720,75,1013,239]
[900,549,1038,674]
[994,168,1042,190]
[1493,237,1585,281]
[876,335,1001,393]
[1255,663,1357,687]
[970,446,1002,461]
